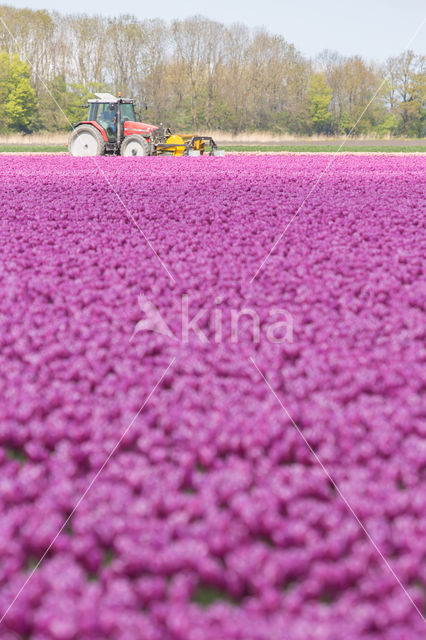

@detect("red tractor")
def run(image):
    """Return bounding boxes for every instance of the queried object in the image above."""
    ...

[68,93,222,157]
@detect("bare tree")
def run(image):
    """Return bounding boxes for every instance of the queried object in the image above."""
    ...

[385,50,425,135]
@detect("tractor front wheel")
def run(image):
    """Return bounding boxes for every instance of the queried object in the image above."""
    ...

[121,135,150,157]
[68,125,105,157]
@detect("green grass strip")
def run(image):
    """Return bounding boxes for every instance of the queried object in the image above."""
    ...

[223,145,426,153]
[0,145,66,153]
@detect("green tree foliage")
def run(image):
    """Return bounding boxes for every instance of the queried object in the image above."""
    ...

[308,73,332,133]
[0,51,36,131]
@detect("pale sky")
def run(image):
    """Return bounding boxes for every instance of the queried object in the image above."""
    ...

[5,0,426,61]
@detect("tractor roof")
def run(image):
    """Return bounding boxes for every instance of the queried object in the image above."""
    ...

[88,92,135,104]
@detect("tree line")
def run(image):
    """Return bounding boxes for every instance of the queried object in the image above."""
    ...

[0,5,425,136]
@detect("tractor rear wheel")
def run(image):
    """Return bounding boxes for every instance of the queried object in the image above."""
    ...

[68,125,105,157]
[121,135,150,157]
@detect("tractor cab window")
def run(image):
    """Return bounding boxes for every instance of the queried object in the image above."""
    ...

[88,103,97,121]
[96,103,117,140]
[120,103,136,122]
[97,102,116,123]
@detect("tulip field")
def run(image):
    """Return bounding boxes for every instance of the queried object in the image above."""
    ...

[0,154,425,639]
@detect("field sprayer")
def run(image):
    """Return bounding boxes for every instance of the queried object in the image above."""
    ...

[68,93,225,157]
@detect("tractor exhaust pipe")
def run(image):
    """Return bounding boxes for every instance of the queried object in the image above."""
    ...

[116,98,122,149]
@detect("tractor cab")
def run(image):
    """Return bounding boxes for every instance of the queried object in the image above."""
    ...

[87,94,138,142]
